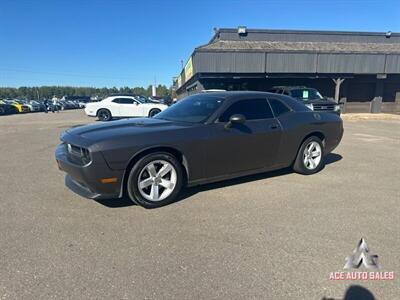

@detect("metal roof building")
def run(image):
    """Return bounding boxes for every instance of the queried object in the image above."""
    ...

[175,28,400,113]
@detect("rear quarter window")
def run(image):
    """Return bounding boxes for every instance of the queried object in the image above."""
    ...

[269,98,291,116]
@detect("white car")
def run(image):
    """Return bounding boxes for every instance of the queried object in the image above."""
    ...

[84,96,168,121]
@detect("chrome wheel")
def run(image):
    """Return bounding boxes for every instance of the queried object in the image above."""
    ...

[137,160,177,201]
[303,141,322,170]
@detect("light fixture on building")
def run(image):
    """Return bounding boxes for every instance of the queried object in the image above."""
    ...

[238,26,247,35]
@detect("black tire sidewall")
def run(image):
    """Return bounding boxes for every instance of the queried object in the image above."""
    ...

[127,152,183,208]
[149,109,161,117]
[98,109,111,121]
[293,136,325,175]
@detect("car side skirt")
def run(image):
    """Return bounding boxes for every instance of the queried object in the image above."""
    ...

[186,163,290,187]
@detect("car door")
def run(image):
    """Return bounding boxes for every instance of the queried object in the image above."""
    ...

[117,98,142,117]
[109,98,123,116]
[204,98,282,177]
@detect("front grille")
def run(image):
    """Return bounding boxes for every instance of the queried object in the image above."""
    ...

[65,143,91,165]
[312,104,335,111]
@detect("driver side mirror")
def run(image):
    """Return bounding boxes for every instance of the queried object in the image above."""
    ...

[225,114,246,129]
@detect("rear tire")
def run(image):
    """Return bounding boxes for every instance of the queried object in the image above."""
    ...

[293,136,325,175]
[127,152,183,208]
[148,108,161,117]
[97,109,112,121]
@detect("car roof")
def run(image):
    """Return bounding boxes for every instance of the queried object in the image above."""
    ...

[271,86,315,90]
[106,95,136,99]
[191,90,309,113]
[195,90,280,99]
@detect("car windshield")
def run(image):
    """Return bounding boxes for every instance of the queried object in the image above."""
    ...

[154,95,224,123]
[290,88,323,101]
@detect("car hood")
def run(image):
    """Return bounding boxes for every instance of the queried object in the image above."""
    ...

[62,117,193,145]
[297,98,337,105]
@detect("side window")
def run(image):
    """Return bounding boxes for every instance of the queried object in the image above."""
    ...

[112,99,121,104]
[119,98,136,104]
[269,98,291,116]
[219,99,274,122]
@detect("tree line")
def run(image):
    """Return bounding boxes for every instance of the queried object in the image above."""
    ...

[0,85,172,100]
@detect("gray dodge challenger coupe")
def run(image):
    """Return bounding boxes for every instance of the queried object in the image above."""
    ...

[56,91,343,208]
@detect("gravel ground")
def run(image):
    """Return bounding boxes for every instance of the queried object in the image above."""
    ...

[0,110,399,300]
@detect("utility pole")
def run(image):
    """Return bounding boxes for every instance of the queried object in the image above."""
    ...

[152,77,157,97]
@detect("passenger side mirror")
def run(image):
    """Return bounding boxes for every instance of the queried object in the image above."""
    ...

[225,114,246,129]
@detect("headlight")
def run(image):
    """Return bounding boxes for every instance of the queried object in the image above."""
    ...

[66,143,91,165]
[334,104,341,112]
[305,103,314,111]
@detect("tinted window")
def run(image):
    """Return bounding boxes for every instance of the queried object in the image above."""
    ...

[117,98,136,104]
[154,95,224,123]
[269,98,291,116]
[219,99,273,122]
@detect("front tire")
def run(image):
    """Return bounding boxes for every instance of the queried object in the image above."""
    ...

[148,108,161,117]
[127,152,183,208]
[293,136,325,175]
[97,109,112,121]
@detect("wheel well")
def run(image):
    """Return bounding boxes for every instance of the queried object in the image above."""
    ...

[121,146,189,196]
[148,108,161,116]
[292,131,326,166]
[96,108,110,116]
[304,131,325,144]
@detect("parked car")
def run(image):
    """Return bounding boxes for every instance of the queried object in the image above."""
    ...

[148,96,173,106]
[268,86,341,114]
[5,100,30,113]
[29,100,46,112]
[84,96,168,121]
[0,100,19,115]
[46,101,62,112]
[68,100,81,109]
[56,91,343,208]
[24,100,42,112]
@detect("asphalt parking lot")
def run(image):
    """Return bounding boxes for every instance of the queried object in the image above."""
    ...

[0,110,399,300]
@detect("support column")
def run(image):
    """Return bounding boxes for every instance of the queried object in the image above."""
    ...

[370,80,384,113]
[332,78,345,103]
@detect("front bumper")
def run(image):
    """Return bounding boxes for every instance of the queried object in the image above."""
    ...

[55,143,124,199]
